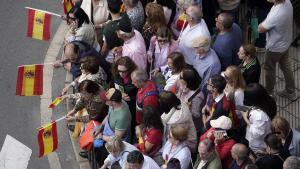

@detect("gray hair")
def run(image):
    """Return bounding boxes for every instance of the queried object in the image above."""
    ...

[283,156,300,169]
[200,138,215,152]
[187,5,203,22]
[132,69,148,81]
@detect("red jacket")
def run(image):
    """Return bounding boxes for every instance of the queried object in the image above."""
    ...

[200,128,236,169]
[136,81,160,124]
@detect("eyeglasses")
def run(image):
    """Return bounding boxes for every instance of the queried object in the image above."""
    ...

[207,83,214,88]
[273,131,282,135]
[118,69,128,73]
[157,39,168,43]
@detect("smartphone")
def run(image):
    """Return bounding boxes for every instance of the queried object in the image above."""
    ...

[236,105,251,112]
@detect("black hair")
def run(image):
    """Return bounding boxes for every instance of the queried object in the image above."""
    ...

[107,0,123,14]
[80,56,100,74]
[244,83,277,120]
[167,52,185,74]
[219,13,233,29]
[159,91,181,113]
[127,150,144,164]
[110,89,122,102]
[90,102,109,122]
[167,158,181,169]
[142,106,164,132]
[79,80,99,94]
[264,133,282,150]
[69,7,90,28]
[181,68,202,90]
[210,75,226,93]
[156,0,176,26]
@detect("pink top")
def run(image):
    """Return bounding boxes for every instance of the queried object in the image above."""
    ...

[148,36,179,68]
[122,30,147,69]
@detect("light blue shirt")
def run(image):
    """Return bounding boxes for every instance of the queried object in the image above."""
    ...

[178,19,211,65]
[192,49,221,88]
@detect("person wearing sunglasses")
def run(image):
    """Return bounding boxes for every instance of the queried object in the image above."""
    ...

[271,116,300,158]
[112,56,138,142]
[65,7,100,51]
[147,26,179,70]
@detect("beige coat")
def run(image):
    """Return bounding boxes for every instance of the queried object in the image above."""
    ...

[161,103,198,152]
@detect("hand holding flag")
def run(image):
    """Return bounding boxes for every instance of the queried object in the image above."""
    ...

[48,96,63,108]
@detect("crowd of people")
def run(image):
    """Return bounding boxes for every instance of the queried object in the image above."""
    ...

[53,0,300,168]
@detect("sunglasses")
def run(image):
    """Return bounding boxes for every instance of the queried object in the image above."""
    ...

[118,69,128,73]
[157,39,168,43]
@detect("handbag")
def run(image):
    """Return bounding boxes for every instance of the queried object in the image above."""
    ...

[79,120,101,151]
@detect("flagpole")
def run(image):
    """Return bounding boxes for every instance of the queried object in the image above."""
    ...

[149,60,153,80]
[178,19,187,40]
[18,62,54,67]
[25,7,62,17]
[55,115,66,123]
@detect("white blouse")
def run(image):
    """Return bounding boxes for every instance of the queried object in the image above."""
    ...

[245,109,271,152]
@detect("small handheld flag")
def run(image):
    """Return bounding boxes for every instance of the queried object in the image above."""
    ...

[37,121,58,157]
[16,64,43,96]
[63,0,74,14]
[27,9,51,40]
[48,96,62,108]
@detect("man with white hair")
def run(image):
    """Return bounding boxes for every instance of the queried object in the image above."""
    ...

[190,35,221,89]
[283,156,300,169]
[178,5,211,65]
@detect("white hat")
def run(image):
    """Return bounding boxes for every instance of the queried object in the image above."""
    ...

[210,116,232,130]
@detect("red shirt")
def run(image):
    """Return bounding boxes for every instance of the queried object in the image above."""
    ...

[200,128,235,169]
[216,139,236,169]
[140,128,163,157]
[136,81,159,124]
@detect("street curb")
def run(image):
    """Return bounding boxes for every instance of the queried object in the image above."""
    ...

[46,21,91,169]
[41,21,69,169]
[65,72,91,169]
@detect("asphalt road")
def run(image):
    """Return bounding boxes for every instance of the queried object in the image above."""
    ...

[0,1,78,169]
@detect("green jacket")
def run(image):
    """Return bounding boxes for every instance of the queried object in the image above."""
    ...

[193,151,222,169]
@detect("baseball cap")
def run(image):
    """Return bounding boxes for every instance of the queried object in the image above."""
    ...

[210,116,232,130]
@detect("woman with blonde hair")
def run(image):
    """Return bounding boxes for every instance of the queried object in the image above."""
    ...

[143,2,167,49]
[222,65,246,118]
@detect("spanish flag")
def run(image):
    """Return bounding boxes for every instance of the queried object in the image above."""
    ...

[16,64,43,96]
[48,96,62,108]
[120,4,126,13]
[27,9,51,40]
[37,121,58,157]
[63,0,74,14]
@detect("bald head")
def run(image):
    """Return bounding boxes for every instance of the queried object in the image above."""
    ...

[64,43,79,62]
[186,5,203,22]
[231,143,248,161]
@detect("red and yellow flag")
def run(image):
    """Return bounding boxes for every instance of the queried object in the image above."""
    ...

[48,96,62,108]
[37,121,58,157]
[27,9,51,40]
[120,4,126,13]
[16,64,43,96]
[63,0,74,14]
